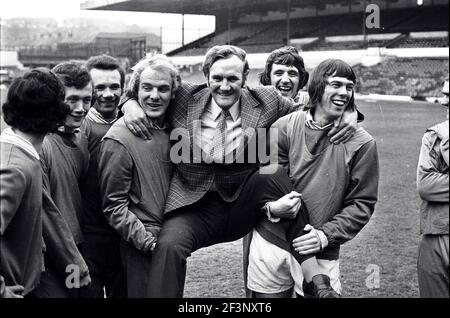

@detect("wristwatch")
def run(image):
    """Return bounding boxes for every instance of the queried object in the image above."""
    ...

[262,202,280,223]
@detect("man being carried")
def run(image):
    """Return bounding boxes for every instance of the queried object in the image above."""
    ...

[246,59,379,298]
[121,46,361,297]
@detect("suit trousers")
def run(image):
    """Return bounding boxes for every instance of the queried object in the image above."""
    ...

[146,164,309,298]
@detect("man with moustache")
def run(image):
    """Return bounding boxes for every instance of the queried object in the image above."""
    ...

[79,54,126,298]
[120,46,360,297]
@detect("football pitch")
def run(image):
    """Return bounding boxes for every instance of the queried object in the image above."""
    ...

[0,88,446,297]
[184,98,447,298]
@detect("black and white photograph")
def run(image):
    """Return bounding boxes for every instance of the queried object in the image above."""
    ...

[0,0,448,307]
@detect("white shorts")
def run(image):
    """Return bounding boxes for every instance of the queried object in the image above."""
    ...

[247,229,341,296]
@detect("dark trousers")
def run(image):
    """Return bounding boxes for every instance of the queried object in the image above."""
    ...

[32,254,80,298]
[254,164,312,265]
[119,240,153,298]
[417,234,449,298]
[79,233,125,298]
[146,164,310,298]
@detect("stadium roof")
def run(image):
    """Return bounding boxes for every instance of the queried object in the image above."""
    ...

[81,0,353,15]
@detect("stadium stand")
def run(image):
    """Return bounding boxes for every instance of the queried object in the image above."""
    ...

[174,57,448,98]
[9,0,450,99]
[301,32,448,51]
[168,4,448,56]
[353,58,449,98]
[390,36,449,48]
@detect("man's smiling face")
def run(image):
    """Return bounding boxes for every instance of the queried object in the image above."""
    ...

[270,63,300,99]
[207,55,246,110]
[317,75,355,123]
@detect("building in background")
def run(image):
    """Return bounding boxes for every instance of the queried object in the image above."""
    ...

[82,0,449,99]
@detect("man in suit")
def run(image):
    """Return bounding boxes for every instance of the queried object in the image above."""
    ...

[121,45,359,297]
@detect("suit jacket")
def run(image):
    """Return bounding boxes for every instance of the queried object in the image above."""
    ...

[164,83,297,213]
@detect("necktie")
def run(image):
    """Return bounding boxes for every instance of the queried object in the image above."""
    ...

[210,109,230,163]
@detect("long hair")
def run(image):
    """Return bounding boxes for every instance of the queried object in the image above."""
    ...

[307,59,356,111]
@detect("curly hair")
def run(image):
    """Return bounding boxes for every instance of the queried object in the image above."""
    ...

[260,46,309,90]
[86,54,126,89]
[2,68,70,134]
[129,54,181,99]
[52,61,92,89]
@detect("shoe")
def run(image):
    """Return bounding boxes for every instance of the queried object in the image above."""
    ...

[302,274,340,298]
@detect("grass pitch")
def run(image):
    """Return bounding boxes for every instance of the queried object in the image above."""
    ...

[1,87,446,298]
[184,98,447,298]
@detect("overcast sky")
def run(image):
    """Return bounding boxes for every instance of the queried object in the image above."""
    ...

[0,0,215,27]
[1,0,215,51]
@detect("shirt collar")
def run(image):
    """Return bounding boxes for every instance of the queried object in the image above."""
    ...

[146,117,170,131]
[305,110,334,130]
[86,107,118,124]
[57,125,80,134]
[0,127,40,159]
[210,98,240,122]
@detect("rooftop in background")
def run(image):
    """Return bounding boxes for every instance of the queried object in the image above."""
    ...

[81,0,448,15]
[81,0,350,15]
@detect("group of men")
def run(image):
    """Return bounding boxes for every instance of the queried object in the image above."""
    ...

[0,44,448,298]
[1,55,127,298]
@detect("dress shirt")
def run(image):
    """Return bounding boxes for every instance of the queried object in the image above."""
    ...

[195,98,242,160]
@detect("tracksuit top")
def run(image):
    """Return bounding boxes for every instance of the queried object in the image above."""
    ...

[256,111,379,260]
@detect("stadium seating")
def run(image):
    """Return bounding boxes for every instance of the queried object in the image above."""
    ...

[168,5,448,99]
[389,36,449,48]
[170,5,448,56]
[353,58,448,98]
[176,56,447,98]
